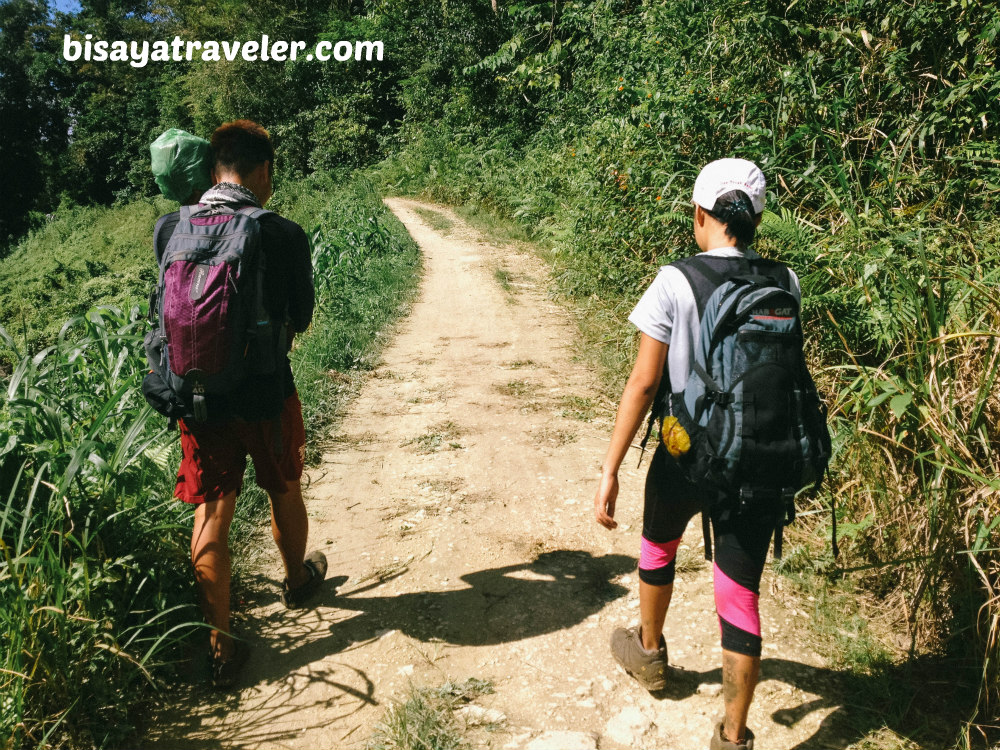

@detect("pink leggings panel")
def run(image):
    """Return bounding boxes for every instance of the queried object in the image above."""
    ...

[713,562,761,637]
[639,536,681,571]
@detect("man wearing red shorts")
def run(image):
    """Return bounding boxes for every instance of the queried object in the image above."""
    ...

[155,120,325,688]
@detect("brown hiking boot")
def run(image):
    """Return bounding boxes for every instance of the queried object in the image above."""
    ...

[610,625,668,691]
[710,718,755,750]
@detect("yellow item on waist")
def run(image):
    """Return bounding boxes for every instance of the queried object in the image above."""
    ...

[661,416,691,457]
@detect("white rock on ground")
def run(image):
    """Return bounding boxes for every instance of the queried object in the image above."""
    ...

[604,705,655,746]
[697,682,723,697]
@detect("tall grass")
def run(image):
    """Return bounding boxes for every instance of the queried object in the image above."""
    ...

[813,228,1000,742]
[0,306,194,748]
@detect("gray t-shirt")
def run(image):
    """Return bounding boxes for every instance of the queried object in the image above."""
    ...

[628,247,802,393]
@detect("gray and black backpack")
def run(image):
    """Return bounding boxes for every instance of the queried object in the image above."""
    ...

[645,250,833,560]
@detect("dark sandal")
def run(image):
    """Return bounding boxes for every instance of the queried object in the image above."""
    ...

[211,639,250,690]
[281,550,328,608]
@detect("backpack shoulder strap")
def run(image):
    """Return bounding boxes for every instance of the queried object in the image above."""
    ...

[176,203,196,226]
[237,206,274,221]
[236,205,287,360]
[746,253,792,293]
[671,254,746,319]
[640,255,729,461]
[153,211,181,265]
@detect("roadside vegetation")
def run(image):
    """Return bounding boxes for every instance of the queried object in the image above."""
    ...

[0,199,169,359]
[0,175,419,748]
[367,678,497,750]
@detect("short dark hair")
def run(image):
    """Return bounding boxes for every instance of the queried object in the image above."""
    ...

[211,119,274,178]
[706,189,758,247]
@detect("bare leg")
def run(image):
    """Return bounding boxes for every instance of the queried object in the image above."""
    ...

[638,580,674,650]
[722,649,760,743]
[268,478,309,588]
[191,491,238,660]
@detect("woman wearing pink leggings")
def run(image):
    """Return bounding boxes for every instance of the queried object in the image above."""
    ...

[593,158,801,750]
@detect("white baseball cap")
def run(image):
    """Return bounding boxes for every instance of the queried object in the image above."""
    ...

[692,158,766,214]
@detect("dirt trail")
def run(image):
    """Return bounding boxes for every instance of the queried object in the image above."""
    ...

[146,199,843,749]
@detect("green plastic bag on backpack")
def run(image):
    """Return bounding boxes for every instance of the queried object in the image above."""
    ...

[149,128,212,203]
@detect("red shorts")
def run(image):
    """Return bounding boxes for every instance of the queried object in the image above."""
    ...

[174,392,306,504]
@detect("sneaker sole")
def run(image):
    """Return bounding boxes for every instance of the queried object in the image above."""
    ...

[619,664,667,692]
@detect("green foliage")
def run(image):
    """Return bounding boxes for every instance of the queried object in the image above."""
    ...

[0,0,69,248]
[0,306,194,749]
[0,197,173,366]
[56,1,189,206]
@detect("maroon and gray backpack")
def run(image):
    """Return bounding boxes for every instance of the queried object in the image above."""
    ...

[143,204,285,423]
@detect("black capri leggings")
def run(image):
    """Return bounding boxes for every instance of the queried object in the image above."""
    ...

[638,445,774,657]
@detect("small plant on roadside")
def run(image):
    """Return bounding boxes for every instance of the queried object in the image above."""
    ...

[493,380,536,399]
[413,207,454,233]
[493,267,516,294]
[558,395,597,422]
[402,422,463,454]
[366,678,495,750]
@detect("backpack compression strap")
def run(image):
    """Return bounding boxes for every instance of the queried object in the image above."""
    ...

[236,206,286,457]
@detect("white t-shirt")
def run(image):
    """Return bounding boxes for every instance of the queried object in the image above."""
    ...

[628,247,802,393]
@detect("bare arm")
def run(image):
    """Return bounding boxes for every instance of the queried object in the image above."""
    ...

[594,333,668,529]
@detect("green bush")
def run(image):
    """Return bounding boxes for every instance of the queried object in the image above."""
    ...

[0,198,173,366]
[0,307,193,748]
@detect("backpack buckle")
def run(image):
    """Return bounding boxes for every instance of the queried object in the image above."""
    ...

[739,486,753,514]
[781,488,797,524]
[706,390,732,408]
